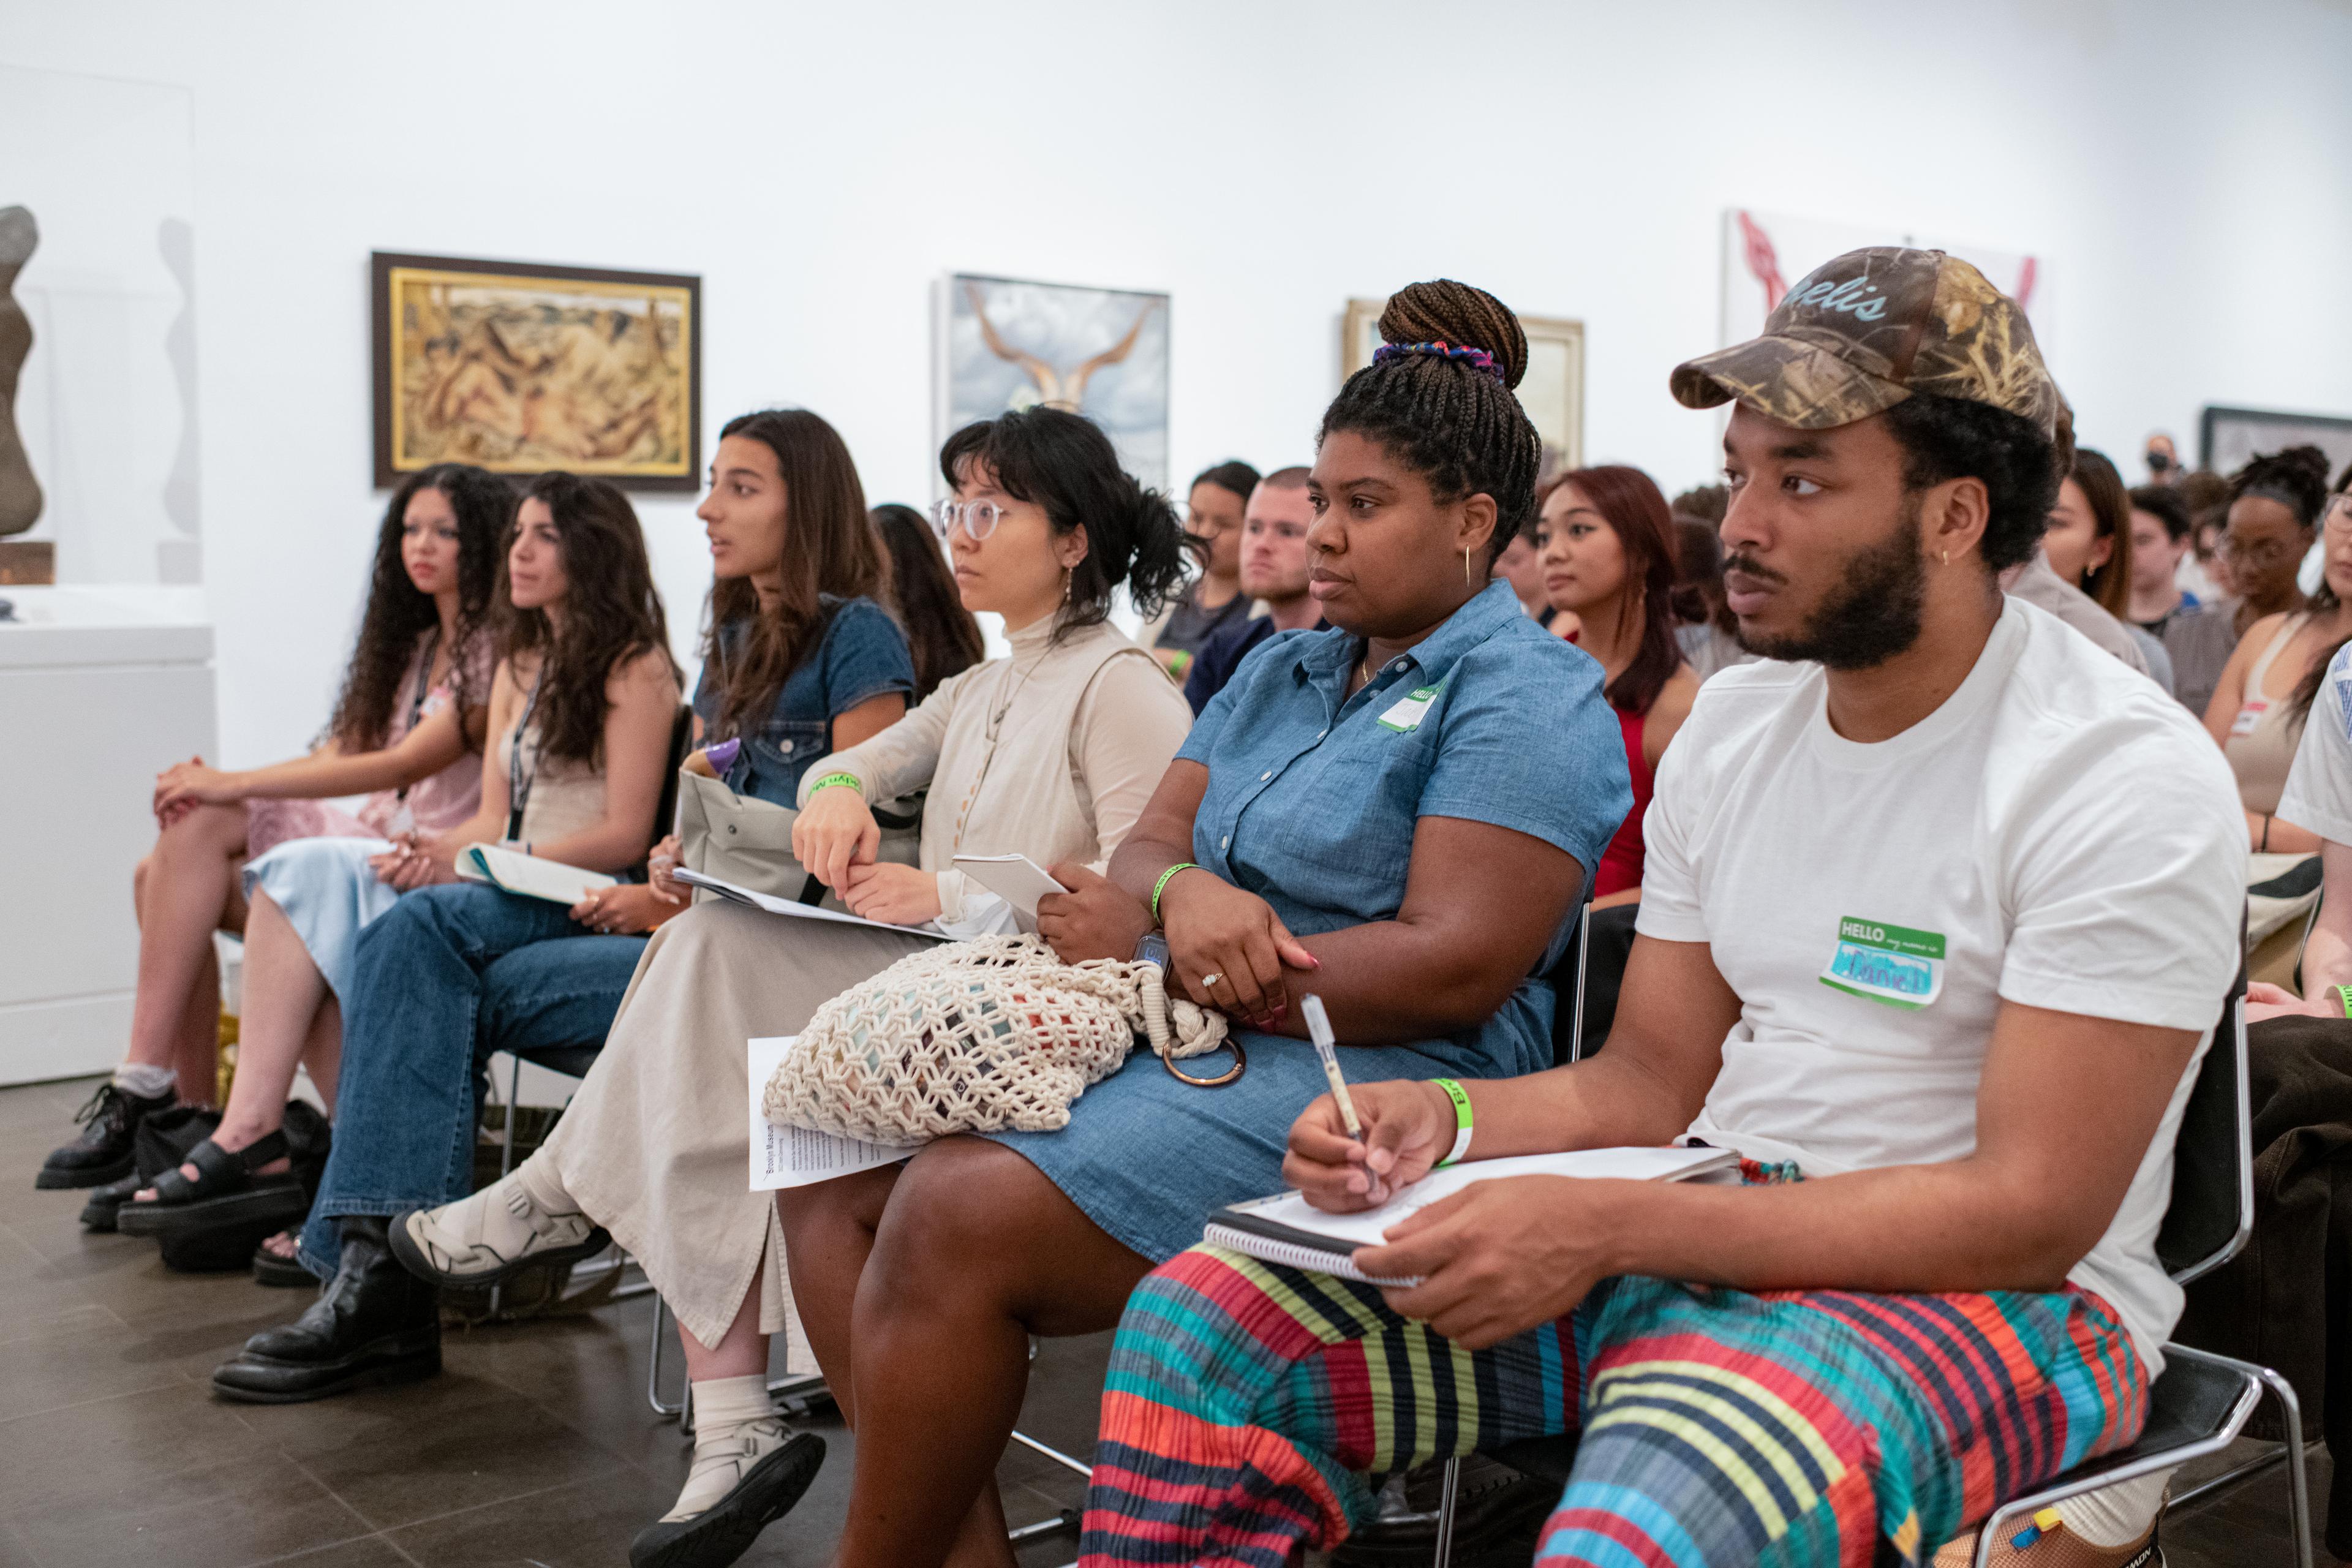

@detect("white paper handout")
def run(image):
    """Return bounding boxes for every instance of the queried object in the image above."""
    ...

[454,843,617,907]
[950,853,1071,918]
[677,867,949,941]
[746,1035,925,1191]
[1224,1145,1738,1250]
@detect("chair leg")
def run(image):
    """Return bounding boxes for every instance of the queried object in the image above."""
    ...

[489,1053,523,1317]
[649,1294,687,1422]
[2258,1364,2316,1568]
[1431,1455,1463,1568]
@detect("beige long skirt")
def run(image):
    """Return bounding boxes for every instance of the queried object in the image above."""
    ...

[537,900,933,1352]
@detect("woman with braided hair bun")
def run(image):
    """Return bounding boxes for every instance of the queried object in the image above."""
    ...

[649,279,1624,1568]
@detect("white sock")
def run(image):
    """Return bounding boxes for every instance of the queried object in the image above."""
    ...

[2053,1466,2172,1546]
[665,1374,788,1521]
[511,1154,573,1213]
[113,1064,176,1099]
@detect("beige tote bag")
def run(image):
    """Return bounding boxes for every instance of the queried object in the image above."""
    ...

[673,769,923,909]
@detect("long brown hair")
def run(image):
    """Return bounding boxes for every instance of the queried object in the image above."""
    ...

[1545,465,1683,715]
[701,409,886,735]
[2070,448,2134,617]
[869,503,984,699]
[330,464,507,750]
[499,472,673,765]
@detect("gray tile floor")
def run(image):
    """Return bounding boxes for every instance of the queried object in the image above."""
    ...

[0,1074,2333,1567]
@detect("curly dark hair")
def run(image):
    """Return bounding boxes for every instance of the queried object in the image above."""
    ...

[1879,393,2063,573]
[2230,445,2333,530]
[938,406,1189,631]
[499,472,674,766]
[870,503,984,700]
[701,409,886,736]
[1319,280,1542,562]
[328,464,508,752]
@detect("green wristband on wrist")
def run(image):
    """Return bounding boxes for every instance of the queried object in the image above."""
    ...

[808,772,862,799]
[1432,1077,1474,1167]
[1151,862,1201,926]
[2333,985,2352,1019]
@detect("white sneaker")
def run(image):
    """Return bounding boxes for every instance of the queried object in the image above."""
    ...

[386,1167,610,1287]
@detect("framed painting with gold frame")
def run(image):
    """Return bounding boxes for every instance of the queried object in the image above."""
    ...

[371,251,701,491]
[1343,297,1585,478]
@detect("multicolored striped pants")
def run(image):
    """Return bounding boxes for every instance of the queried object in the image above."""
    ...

[1080,1248,2149,1567]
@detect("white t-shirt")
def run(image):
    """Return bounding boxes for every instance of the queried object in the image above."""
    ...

[1636,597,2244,1367]
[2278,640,2352,844]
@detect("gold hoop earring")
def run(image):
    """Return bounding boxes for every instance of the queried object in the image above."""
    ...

[1463,546,1478,589]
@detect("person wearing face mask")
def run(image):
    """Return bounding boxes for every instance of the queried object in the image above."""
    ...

[2196,447,2351,851]
[1533,464,1699,903]
[36,466,505,1207]
[1142,458,1259,682]
[2144,431,2184,488]
[1181,467,1328,713]
[387,406,1195,1566]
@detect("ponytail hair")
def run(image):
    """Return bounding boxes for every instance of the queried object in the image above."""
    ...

[938,405,1188,630]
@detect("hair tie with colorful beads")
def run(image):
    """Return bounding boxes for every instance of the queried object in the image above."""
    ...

[1373,340,1504,385]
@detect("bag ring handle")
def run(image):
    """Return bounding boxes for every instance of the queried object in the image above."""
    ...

[1162,1039,1245,1087]
[1139,961,1246,1088]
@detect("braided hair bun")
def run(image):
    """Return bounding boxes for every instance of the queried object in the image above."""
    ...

[2231,444,2334,528]
[1322,279,1543,551]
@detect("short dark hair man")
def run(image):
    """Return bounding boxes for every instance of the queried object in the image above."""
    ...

[1079,250,2244,1568]
[1180,467,1326,714]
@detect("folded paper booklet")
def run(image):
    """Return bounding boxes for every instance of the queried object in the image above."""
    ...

[675,867,949,941]
[1203,1145,1740,1285]
[454,843,616,907]
[950,853,1070,918]
[745,1035,924,1191]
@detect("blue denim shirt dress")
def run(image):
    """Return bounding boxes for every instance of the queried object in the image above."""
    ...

[984,580,1631,1263]
[692,595,916,801]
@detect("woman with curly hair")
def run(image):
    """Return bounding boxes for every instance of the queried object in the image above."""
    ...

[36,463,507,1198]
[116,473,679,1257]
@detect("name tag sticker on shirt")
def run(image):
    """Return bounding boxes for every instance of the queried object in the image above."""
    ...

[2230,698,2271,739]
[1819,916,1946,1009]
[1378,686,1439,733]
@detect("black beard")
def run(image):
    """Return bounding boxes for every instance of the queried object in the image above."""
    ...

[1735,497,1927,671]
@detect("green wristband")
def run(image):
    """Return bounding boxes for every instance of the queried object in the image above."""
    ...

[808,772,862,799]
[2333,985,2352,1020]
[1432,1077,1474,1167]
[1151,862,1202,925]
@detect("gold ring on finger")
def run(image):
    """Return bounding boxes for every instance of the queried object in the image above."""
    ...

[1200,971,1224,989]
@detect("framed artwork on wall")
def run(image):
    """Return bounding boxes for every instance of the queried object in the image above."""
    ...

[370,251,701,491]
[1343,297,1585,478]
[2199,405,2352,481]
[938,273,1169,491]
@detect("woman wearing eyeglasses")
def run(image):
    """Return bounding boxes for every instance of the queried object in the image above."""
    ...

[2196,447,2351,853]
[389,405,1193,1567]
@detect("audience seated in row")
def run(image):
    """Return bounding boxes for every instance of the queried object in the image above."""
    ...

[28,251,2308,1568]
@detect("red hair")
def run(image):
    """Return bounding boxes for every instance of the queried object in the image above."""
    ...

[1543,464,1683,715]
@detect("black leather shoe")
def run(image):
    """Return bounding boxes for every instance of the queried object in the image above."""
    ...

[211,1216,440,1403]
[79,1170,145,1231]
[628,1431,826,1568]
[38,1082,176,1189]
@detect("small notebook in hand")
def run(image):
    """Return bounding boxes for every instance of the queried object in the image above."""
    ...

[453,843,616,907]
[1203,1145,1739,1286]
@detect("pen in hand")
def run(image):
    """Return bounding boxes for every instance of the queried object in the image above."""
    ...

[1302,995,1384,1203]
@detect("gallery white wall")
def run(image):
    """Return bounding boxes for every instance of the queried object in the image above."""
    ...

[6,0,2352,763]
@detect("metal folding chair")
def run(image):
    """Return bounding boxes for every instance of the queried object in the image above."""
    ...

[1430,943,2313,1568]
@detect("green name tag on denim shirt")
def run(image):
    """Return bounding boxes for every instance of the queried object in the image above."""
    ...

[1378,685,1439,733]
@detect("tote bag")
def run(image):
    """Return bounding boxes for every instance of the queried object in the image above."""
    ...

[673,769,924,908]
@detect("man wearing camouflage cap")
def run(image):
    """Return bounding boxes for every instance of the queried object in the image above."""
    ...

[1077,251,2244,1568]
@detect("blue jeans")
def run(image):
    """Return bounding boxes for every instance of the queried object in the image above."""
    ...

[296,882,648,1277]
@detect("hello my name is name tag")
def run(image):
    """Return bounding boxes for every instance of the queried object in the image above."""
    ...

[1378,685,1439,733]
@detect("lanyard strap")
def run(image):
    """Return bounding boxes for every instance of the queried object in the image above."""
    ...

[391,626,441,806]
[505,660,549,842]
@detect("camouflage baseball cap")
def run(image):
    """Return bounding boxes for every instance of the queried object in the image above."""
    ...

[1670,246,2063,442]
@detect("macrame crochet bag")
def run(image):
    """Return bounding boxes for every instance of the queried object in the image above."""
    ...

[760,934,1231,1142]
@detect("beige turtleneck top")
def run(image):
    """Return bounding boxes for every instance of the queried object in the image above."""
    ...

[799,614,1194,933]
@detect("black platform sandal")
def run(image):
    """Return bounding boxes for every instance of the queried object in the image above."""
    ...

[116,1130,307,1240]
[252,1233,314,1288]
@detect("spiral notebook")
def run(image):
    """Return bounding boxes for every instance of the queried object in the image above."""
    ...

[1203,1145,1738,1285]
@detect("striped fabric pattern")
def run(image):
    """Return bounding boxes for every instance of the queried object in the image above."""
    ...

[1081,1246,2146,1568]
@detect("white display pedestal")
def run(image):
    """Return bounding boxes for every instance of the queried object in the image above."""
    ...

[0,585,216,1086]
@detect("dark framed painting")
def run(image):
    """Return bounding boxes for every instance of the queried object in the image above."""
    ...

[371,251,701,491]
[2199,405,2352,484]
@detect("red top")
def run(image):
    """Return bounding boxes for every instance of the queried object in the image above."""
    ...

[1593,704,1654,899]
